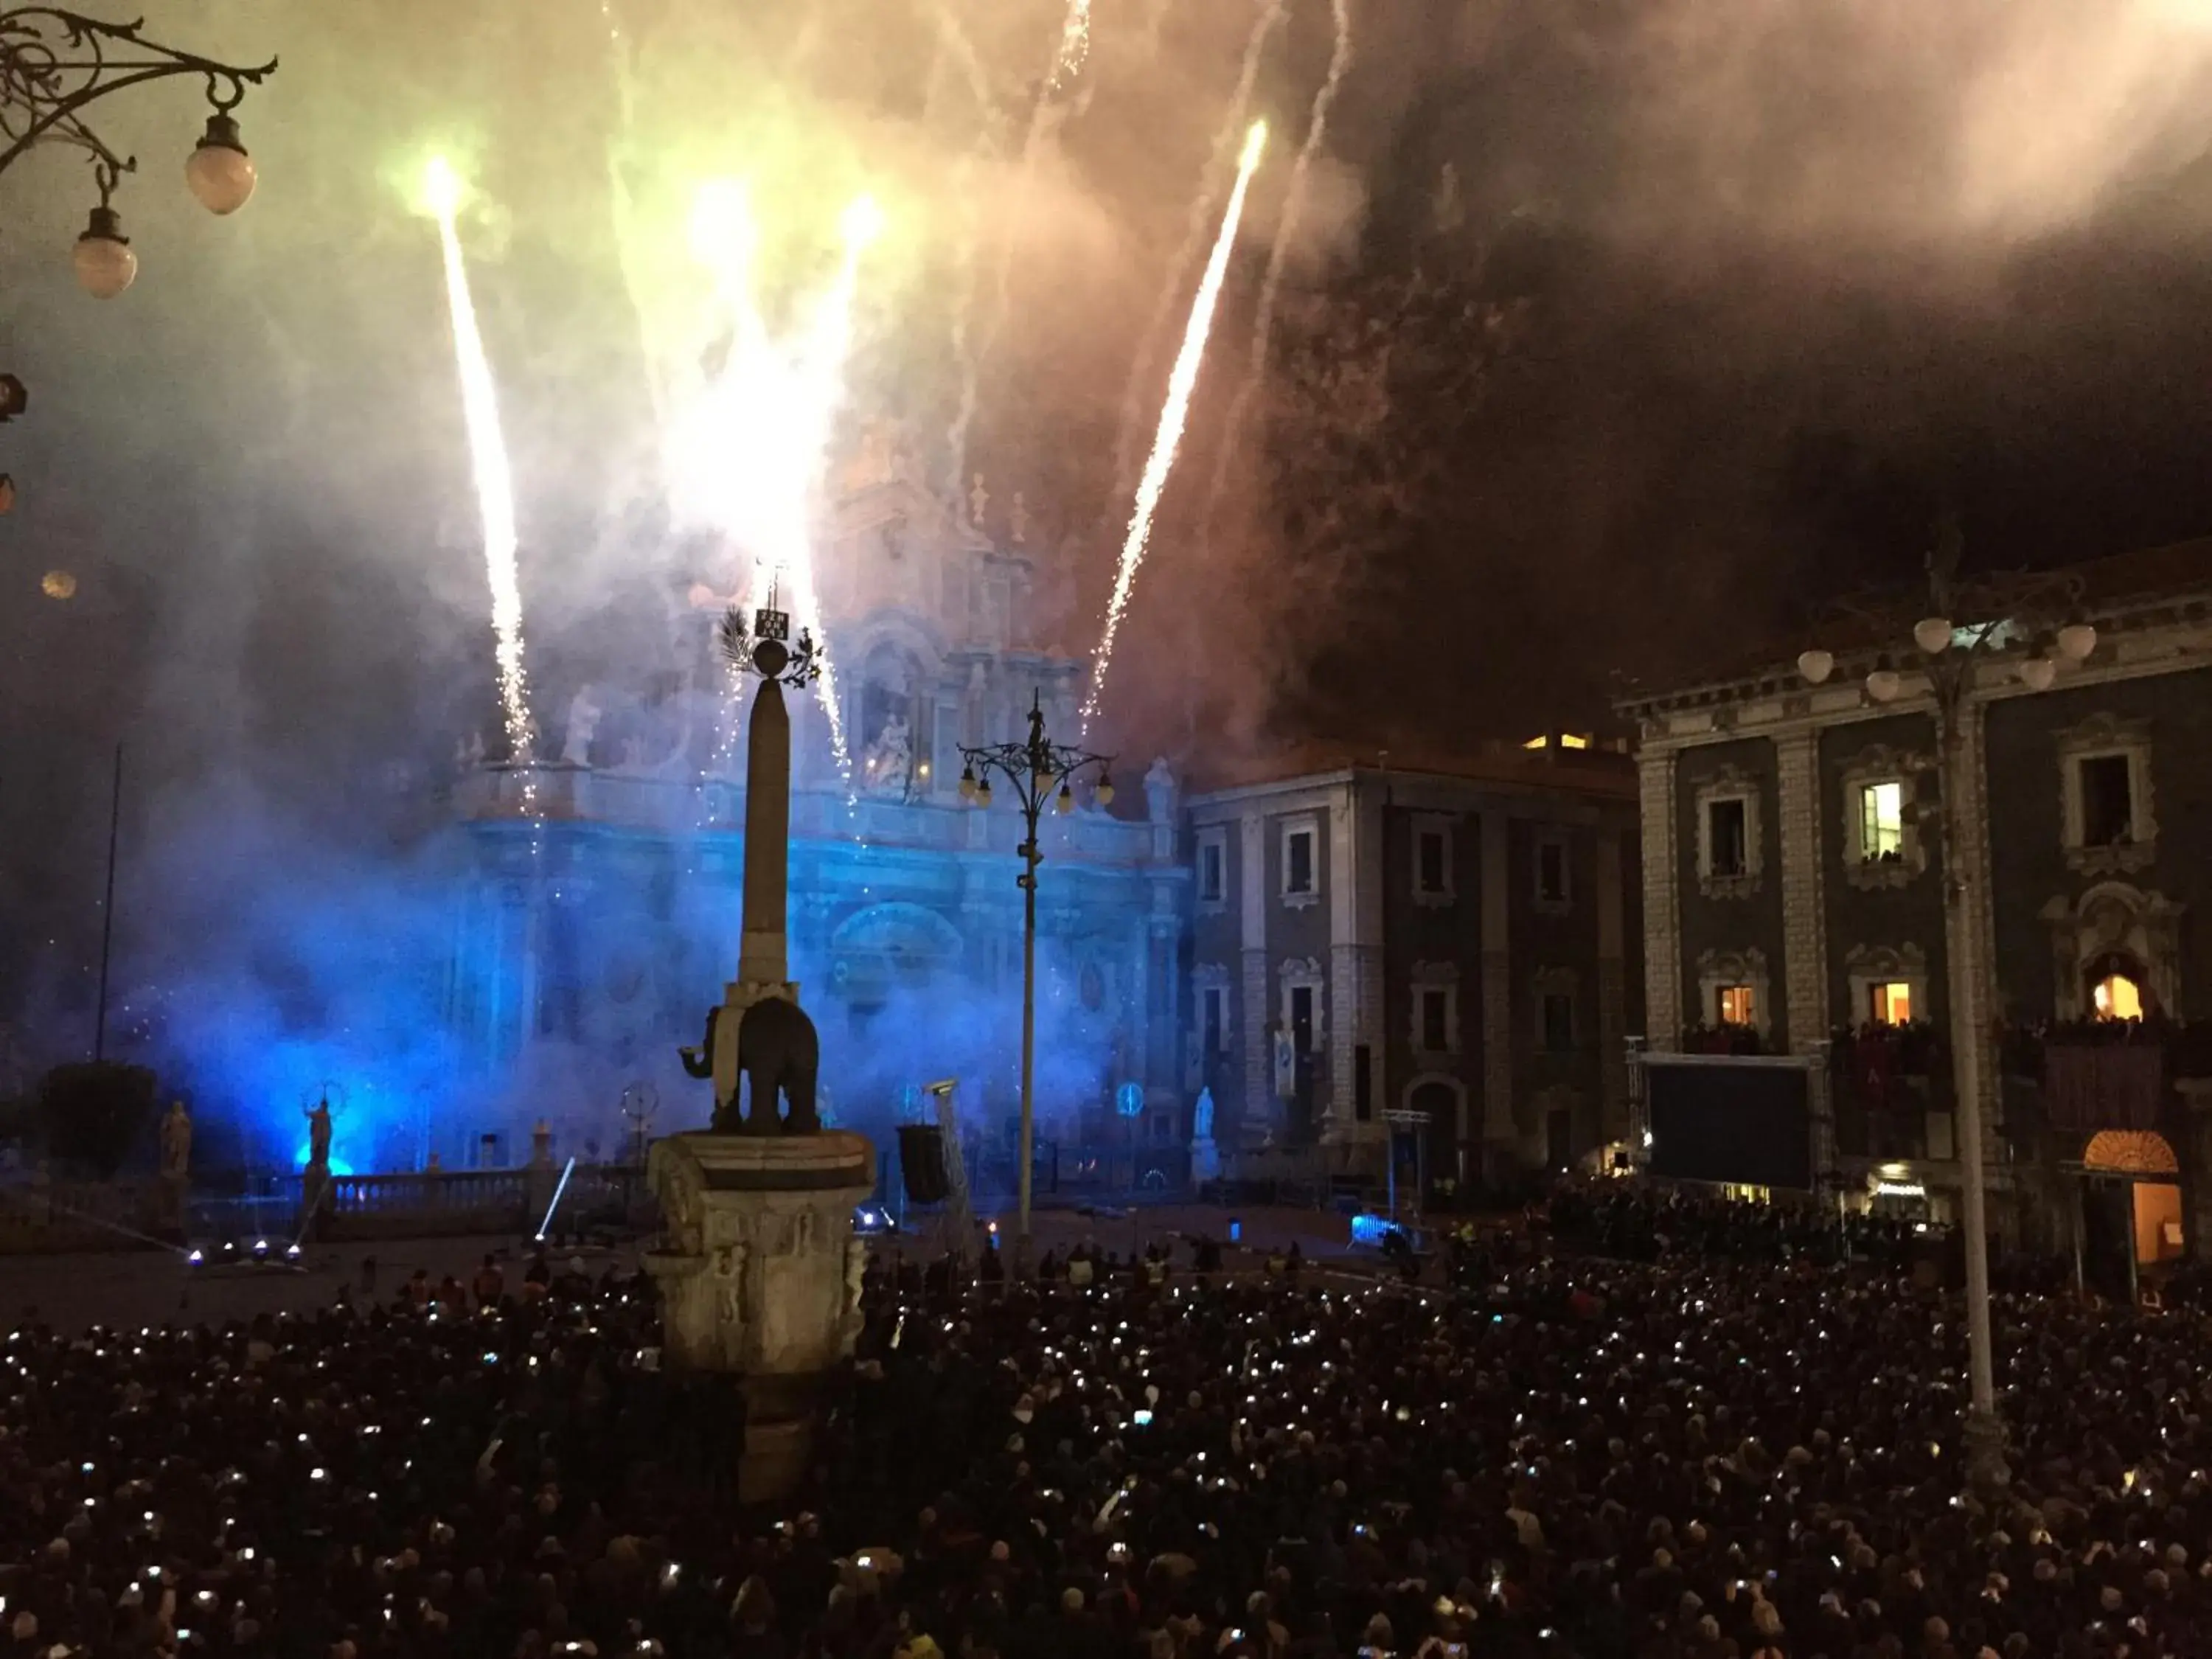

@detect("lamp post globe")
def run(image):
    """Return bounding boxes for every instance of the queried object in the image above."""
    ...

[1095,774,1114,807]
[1796,647,1834,686]
[185,113,256,215]
[2056,622,2098,663]
[1913,616,1954,655]
[1865,667,1902,703]
[2020,655,2058,692]
[72,207,135,298]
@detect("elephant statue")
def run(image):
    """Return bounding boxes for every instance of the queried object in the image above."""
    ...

[678,1005,720,1080]
[714,993,822,1135]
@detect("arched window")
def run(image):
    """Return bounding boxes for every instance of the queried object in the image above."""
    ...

[2093,973,2143,1021]
[2087,950,2151,1021]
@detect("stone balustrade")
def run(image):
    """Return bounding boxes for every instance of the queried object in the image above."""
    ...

[0,1162,655,1253]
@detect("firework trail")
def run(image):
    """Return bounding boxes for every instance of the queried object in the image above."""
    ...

[932,2,1004,125]
[780,195,886,782]
[598,0,667,432]
[943,144,987,501]
[934,3,1006,505]
[667,185,880,782]
[960,0,1091,497]
[426,158,536,789]
[1203,0,1354,532]
[1109,0,1284,504]
[1081,122,1269,733]
[1048,0,1093,90]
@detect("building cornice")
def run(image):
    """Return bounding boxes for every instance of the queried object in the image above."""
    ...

[1629,619,2212,757]
[1617,591,2212,727]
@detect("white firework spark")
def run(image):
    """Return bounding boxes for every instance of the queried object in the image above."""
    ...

[426,158,535,799]
[1082,122,1269,733]
[1204,0,1355,532]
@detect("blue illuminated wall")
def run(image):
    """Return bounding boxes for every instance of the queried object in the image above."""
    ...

[434,762,1189,1172]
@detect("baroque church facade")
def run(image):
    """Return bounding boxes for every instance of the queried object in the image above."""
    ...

[438,433,1191,1168]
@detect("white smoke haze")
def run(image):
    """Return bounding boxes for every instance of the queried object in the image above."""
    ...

[10,0,2212,1105]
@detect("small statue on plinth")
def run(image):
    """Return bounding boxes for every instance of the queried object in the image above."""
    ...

[159,1100,192,1182]
[305,1098,333,1171]
[153,1099,192,1234]
[1191,1086,1220,1186]
[726,995,821,1135]
[561,689,602,768]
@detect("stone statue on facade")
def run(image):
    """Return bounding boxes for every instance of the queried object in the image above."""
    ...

[159,1100,192,1181]
[1144,756,1177,824]
[863,714,911,796]
[561,690,602,768]
[1191,1086,1220,1186]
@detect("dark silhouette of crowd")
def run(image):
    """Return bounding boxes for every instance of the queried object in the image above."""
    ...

[1548,1183,1925,1271]
[10,1220,2212,1658]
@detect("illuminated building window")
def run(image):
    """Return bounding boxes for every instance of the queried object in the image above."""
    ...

[1859,782,1904,861]
[1868,980,1913,1024]
[1717,984,1756,1027]
[2093,973,2144,1021]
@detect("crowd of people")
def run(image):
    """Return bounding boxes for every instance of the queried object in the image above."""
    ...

[7,1203,2212,1658]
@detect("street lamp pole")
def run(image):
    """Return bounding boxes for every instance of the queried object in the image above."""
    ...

[959,691,1113,1269]
[1800,519,2096,1495]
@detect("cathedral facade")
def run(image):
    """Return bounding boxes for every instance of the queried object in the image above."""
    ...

[438,439,1190,1172]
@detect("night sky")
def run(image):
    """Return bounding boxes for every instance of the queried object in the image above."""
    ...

[9,0,2212,1048]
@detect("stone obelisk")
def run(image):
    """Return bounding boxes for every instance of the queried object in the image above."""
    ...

[709,621,800,1110]
[649,602,876,1503]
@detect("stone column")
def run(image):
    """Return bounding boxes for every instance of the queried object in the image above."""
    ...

[1953,695,2009,1208]
[736,674,792,989]
[1479,809,1516,1169]
[1775,730,1829,1051]
[1326,783,1383,1152]
[1239,811,1272,1144]
[1149,897,1181,1098]
[1637,745,1682,1048]
[711,651,803,1111]
[1596,830,1629,1144]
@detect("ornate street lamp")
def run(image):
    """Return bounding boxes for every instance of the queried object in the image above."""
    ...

[959,690,1113,1267]
[0,9,274,487]
[2,10,277,288]
[1802,518,2093,1495]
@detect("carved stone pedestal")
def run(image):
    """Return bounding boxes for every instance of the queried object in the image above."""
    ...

[644,1130,874,1503]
